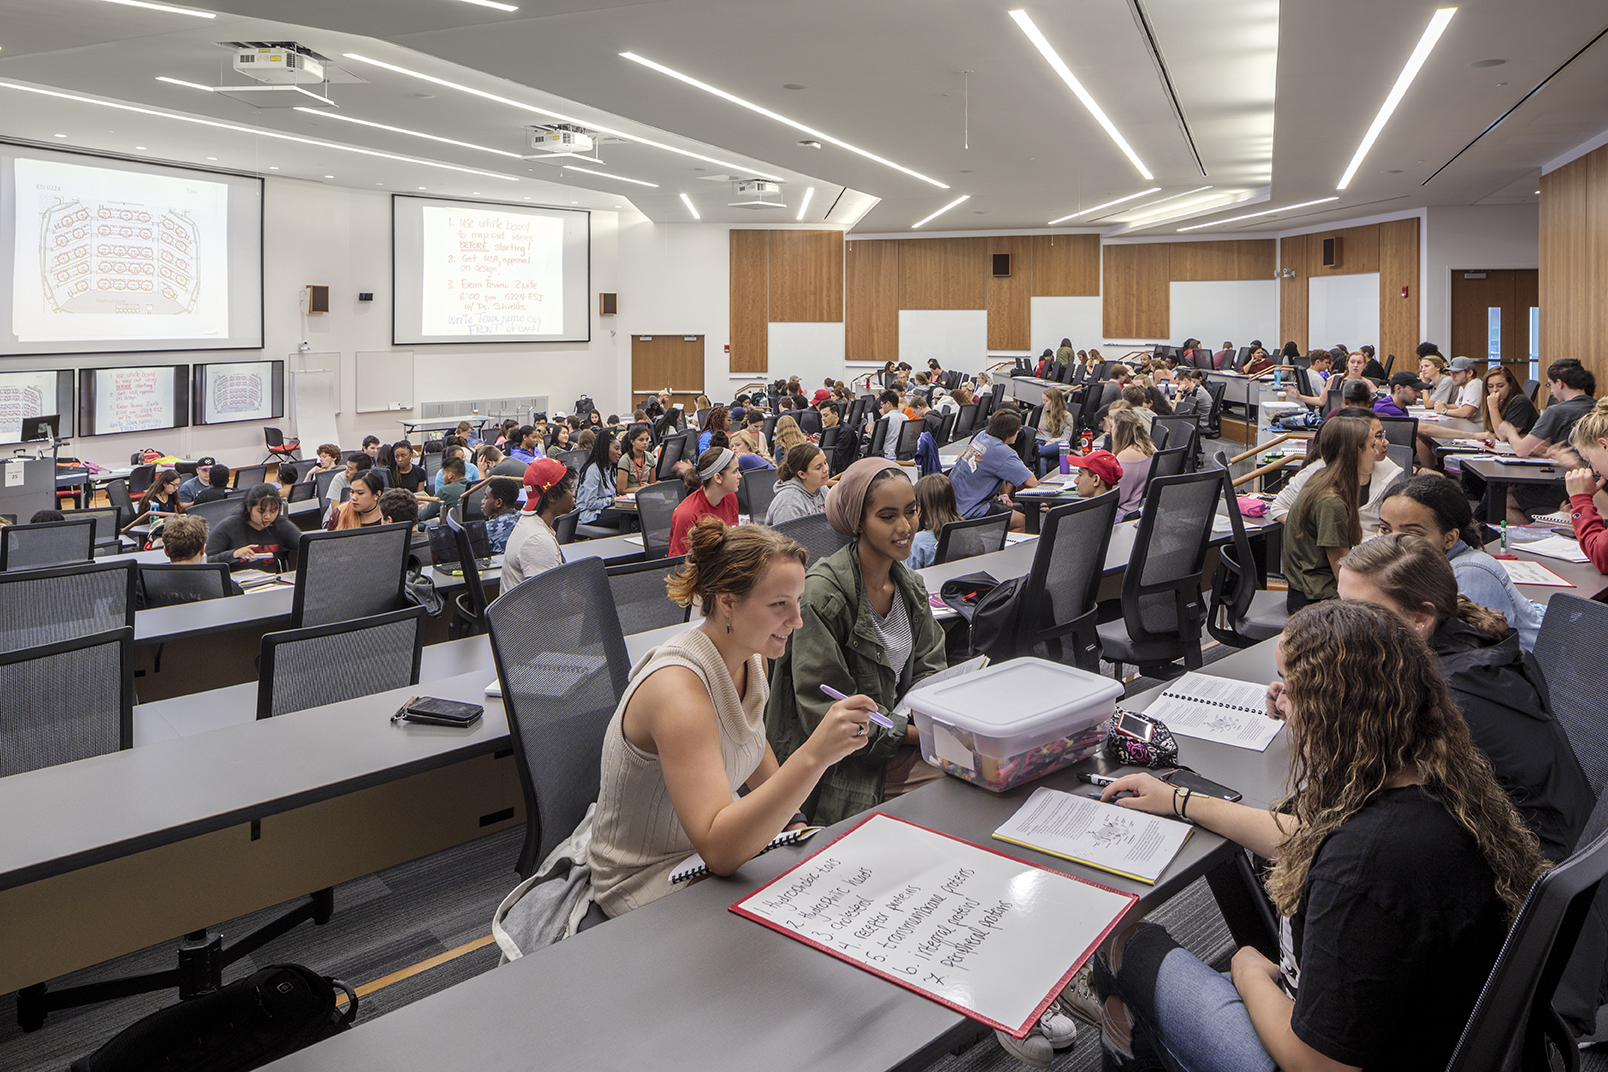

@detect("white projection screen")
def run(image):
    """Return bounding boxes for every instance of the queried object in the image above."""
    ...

[0,144,263,356]
[393,195,590,345]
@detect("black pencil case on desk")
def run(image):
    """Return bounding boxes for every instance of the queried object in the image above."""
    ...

[396,697,483,727]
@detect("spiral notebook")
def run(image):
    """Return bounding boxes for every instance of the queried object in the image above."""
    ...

[1140,672,1283,751]
[669,826,823,884]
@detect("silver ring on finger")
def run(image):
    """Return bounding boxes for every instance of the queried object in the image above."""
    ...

[855,724,868,737]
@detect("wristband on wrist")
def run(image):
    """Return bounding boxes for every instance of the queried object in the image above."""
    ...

[1179,787,1193,821]
[789,811,809,828]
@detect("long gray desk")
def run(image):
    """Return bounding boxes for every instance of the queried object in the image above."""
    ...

[1464,456,1569,519]
[261,650,1288,1072]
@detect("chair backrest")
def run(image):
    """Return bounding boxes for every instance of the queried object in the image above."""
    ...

[760,414,779,441]
[953,403,981,439]
[290,523,412,629]
[1382,353,1396,376]
[818,425,841,454]
[1016,492,1119,670]
[798,408,822,436]
[485,556,633,877]
[739,474,779,523]
[0,518,95,572]
[933,513,1011,565]
[1149,422,1170,451]
[1151,445,1189,480]
[606,555,692,634]
[106,478,133,513]
[287,479,316,503]
[655,431,691,481]
[895,418,925,461]
[264,426,289,449]
[1534,595,1608,797]
[1376,414,1418,449]
[0,559,137,654]
[552,509,581,545]
[138,562,234,609]
[1205,450,1263,646]
[59,507,123,553]
[937,409,958,446]
[462,480,490,521]
[257,606,425,720]
[314,468,339,512]
[128,464,156,497]
[232,464,269,490]
[1523,378,1541,406]
[1445,822,1608,1072]
[0,627,133,776]
[1202,381,1227,431]
[773,513,852,564]
[1152,416,1198,462]
[635,480,687,559]
[446,506,490,632]
[868,415,891,458]
[556,449,589,472]
[185,497,242,530]
[423,451,442,482]
[1120,469,1223,660]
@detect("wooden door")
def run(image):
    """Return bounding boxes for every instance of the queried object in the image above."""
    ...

[631,335,705,416]
[1450,269,1538,377]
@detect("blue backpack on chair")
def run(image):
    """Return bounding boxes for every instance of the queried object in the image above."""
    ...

[915,431,942,476]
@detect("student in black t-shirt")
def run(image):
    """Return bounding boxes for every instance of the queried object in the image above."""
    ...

[1089,601,1546,1072]
[1497,357,1597,521]
[205,485,302,570]
[390,440,427,495]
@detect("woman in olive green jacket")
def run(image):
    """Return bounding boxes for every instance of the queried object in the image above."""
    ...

[765,459,947,825]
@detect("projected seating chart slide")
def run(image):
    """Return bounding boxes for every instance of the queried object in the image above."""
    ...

[12,158,229,343]
[0,370,71,442]
[194,360,282,424]
[420,205,564,338]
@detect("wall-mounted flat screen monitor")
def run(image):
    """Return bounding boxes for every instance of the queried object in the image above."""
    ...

[0,368,74,443]
[192,359,284,425]
[0,144,264,357]
[78,364,189,436]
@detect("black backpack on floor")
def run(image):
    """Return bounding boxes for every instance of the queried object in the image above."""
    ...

[71,964,357,1072]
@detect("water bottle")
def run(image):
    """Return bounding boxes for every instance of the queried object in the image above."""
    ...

[1080,429,1094,455]
[1059,441,1071,475]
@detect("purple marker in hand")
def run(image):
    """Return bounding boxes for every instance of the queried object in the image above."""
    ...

[818,684,895,729]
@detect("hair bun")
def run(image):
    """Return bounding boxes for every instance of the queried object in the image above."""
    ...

[685,514,728,562]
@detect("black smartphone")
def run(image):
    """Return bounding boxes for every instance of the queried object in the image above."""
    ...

[1160,769,1242,802]
[399,697,484,728]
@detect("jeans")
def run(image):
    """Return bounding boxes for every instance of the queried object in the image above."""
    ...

[1091,923,1276,1072]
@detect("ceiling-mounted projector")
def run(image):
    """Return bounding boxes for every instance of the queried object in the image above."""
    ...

[530,128,594,154]
[729,179,786,209]
[233,47,325,84]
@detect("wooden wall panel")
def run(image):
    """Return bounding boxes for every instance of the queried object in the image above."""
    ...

[1029,234,1101,295]
[729,229,769,373]
[1378,217,1420,369]
[845,239,900,365]
[768,229,843,322]
[1169,240,1277,281]
[1280,234,1308,348]
[899,237,988,309]
[1540,145,1608,394]
[1302,223,1381,277]
[986,236,1032,349]
[1102,244,1169,338]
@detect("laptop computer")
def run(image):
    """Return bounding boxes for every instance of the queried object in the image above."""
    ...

[430,519,493,575]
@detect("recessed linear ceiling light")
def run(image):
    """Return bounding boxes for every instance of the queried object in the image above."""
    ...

[1176,196,1340,232]
[619,52,947,190]
[293,108,524,158]
[155,76,216,92]
[679,192,700,220]
[1009,9,1152,181]
[1114,186,1214,221]
[1135,196,1244,229]
[0,79,519,181]
[96,0,214,18]
[796,186,814,221]
[563,165,657,187]
[1337,7,1456,190]
[457,0,518,11]
[342,52,785,182]
[1047,187,1159,225]
[912,195,970,229]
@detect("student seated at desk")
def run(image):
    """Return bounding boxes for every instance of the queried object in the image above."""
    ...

[138,515,244,607]
[422,458,467,522]
[1281,414,1374,611]
[275,462,299,498]
[1565,398,1608,574]
[302,444,341,483]
[433,444,479,491]
[1419,354,1454,407]
[506,425,541,464]
[766,458,948,826]
[123,470,185,533]
[177,457,215,504]
[1377,476,1543,651]
[326,471,386,530]
[588,520,875,916]
[1110,410,1155,518]
[615,423,657,492]
[500,458,575,590]
[1092,601,1548,1072]
[1435,356,1485,419]
[361,434,381,461]
[190,464,231,505]
[478,444,526,479]
[1485,365,1537,439]
[389,441,428,497]
[1067,448,1122,506]
[1240,345,1274,376]
[669,448,741,556]
[1268,408,1399,534]
[1498,358,1597,523]
[481,477,521,553]
[1282,351,1335,408]
[206,485,301,570]
[950,409,1038,533]
[1338,534,1591,862]
[574,431,623,529]
[324,453,369,524]
[908,472,960,570]
[1372,371,1426,418]
[767,444,831,527]
[30,509,64,524]
[379,487,419,528]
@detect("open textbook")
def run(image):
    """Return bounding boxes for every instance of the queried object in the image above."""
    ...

[1141,672,1283,751]
[993,786,1193,884]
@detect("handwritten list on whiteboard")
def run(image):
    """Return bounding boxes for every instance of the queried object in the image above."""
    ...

[731,814,1136,1037]
[420,206,564,338]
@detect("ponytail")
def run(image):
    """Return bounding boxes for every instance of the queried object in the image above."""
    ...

[777,444,823,483]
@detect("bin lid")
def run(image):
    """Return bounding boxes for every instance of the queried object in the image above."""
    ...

[907,658,1124,736]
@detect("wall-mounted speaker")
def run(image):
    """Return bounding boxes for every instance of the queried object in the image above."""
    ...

[1321,237,1341,268]
[992,253,1012,277]
[599,292,618,315]
[306,285,329,313]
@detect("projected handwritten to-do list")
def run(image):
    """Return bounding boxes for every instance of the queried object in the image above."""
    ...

[87,365,183,435]
[731,814,1135,1036]
[420,205,564,338]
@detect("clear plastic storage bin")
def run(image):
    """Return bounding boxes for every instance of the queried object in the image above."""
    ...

[907,658,1124,792]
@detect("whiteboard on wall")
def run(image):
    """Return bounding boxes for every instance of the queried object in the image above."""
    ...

[899,310,987,372]
[356,350,414,413]
[1169,280,1278,350]
[290,366,340,458]
[1030,296,1103,356]
[768,322,845,393]
[1308,273,1380,352]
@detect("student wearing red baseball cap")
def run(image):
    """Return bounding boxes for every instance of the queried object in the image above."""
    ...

[1067,449,1123,502]
[500,457,576,590]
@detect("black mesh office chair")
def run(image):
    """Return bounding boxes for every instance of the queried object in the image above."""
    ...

[554,449,589,473]
[952,403,981,440]
[937,410,958,446]
[1097,469,1223,680]
[257,606,426,720]
[289,523,412,629]
[0,518,94,572]
[1201,381,1227,437]
[0,626,132,777]
[552,509,581,545]
[287,479,316,504]
[183,497,240,530]
[60,506,124,555]
[774,513,852,564]
[1151,416,1200,468]
[867,416,891,460]
[137,562,235,610]
[462,482,490,521]
[231,464,269,490]
[760,415,779,441]
[1376,415,1418,474]
[1205,450,1287,648]
[1150,445,1190,480]
[607,555,692,634]
[654,431,688,482]
[738,472,780,523]
[933,513,1011,565]
[128,464,156,497]
[0,559,136,655]
[799,408,822,436]
[1533,594,1608,801]
[314,468,340,514]
[895,419,925,461]
[105,477,134,515]
[485,556,633,878]
[446,506,491,640]
[635,481,687,559]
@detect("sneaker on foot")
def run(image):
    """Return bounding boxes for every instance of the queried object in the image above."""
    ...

[1060,963,1101,1026]
[995,1025,1054,1069]
[1039,1000,1079,1049]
